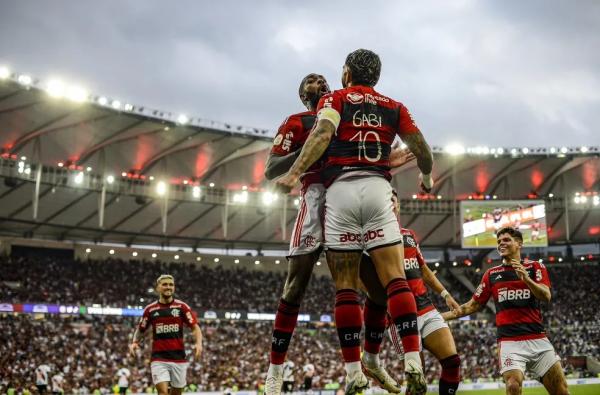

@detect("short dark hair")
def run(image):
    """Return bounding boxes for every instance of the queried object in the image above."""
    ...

[298,73,317,101]
[345,49,381,87]
[497,227,523,242]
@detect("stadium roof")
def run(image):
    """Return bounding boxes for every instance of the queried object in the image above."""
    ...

[0,70,599,250]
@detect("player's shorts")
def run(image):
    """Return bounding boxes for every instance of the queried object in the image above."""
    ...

[418,309,449,339]
[118,387,128,394]
[289,183,325,257]
[150,361,188,388]
[324,175,401,251]
[303,377,313,390]
[499,337,560,379]
[36,385,47,394]
[282,381,294,393]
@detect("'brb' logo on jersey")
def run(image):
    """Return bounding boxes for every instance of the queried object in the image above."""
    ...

[497,288,531,303]
[156,323,180,334]
[404,257,419,270]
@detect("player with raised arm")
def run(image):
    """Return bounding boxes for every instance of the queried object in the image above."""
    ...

[264,73,415,395]
[275,49,434,395]
[360,192,462,395]
[442,227,569,395]
[129,274,203,395]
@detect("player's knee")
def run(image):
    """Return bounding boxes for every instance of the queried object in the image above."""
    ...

[282,282,306,304]
[550,384,569,395]
[440,354,461,380]
[505,378,521,395]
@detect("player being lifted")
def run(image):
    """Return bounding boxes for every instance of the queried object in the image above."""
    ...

[276,49,435,395]
[264,73,416,395]
[360,191,462,395]
[129,275,203,395]
[443,227,569,395]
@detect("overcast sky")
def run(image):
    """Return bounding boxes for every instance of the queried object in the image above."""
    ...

[1,0,599,147]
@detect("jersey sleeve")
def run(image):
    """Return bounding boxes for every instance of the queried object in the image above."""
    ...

[532,261,551,287]
[270,117,302,156]
[410,230,427,267]
[138,306,151,333]
[182,302,198,327]
[472,270,492,305]
[316,91,343,130]
[397,103,420,136]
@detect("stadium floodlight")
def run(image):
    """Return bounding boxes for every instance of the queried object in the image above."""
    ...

[560,147,568,154]
[558,257,563,262]
[0,66,10,79]
[437,195,442,200]
[57,162,64,167]
[151,253,157,258]
[522,147,530,154]
[46,79,66,98]
[293,198,300,206]
[156,181,167,196]
[74,172,84,184]
[580,196,588,203]
[242,185,248,191]
[24,167,31,175]
[192,186,201,198]
[124,103,134,111]
[214,257,219,263]
[121,172,128,177]
[496,148,505,155]
[548,193,554,198]
[177,114,189,124]
[233,191,248,203]
[234,259,240,264]
[18,161,25,169]
[581,146,589,153]
[149,176,155,181]
[132,251,138,257]
[66,86,88,103]
[412,194,418,199]
[106,175,115,184]
[255,260,260,265]
[593,196,599,206]
[97,96,108,105]
[196,256,202,262]
[316,261,322,266]
[111,100,121,109]
[183,180,189,185]
[109,249,115,255]
[209,182,215,188]
[434,262,440,267]
[580,256,585,261]
[20,156,26,161]
[482,146,490,154]
[17,74,32,86]
[85,248,91,253]
[275,260,280,264]
[550,147,557,154]
[574,196,581,204]
[174,255,180,260]
[510,148,518,155]
[262,191,278,205]
[86,167,92,172]
[452,261,458,266]
[444,143,465,156]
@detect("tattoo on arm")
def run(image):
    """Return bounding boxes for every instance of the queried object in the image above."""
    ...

[400,131,433,174]
[288,120,335,176]
[264,151,300,180]
[456,299,481,318]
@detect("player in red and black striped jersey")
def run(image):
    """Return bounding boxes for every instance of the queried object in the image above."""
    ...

[443,227,569,395]
[129,274,203,395]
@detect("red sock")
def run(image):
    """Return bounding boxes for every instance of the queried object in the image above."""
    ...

[386,278,420,353]
[335,289,362,363]
[363,298,387,354]
[270,298,300,364]
[439,354,461,394]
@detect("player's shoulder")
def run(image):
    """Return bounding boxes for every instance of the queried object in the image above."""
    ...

[400,227,416,237]
[485,264,506,276]
[143,301,160,312]
[282,110,313,125]
[173,299,192,309]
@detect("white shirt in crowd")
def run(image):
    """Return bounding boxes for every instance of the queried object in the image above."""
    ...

[303,363,315,378]
[36,364,51,385]
[51,373,64,392]
[283,361,295,382]
[117,367,131,387]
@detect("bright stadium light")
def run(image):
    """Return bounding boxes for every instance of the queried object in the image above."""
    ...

[214,257,220,263]
[444,143,465,156]
[293,198,300,206]
[510,148,518,156]
[275,260,280,264]
[86,167,92,172]
[255,260,260,265]
[174,255,180,260]
[192,186,201,198]
[452,261,458,266]
[434,262,440,267]
[234,259,240,264]
[156,181,167,196]
[85,248,91,253]
[581,146,589,153]
[496,148,505,155]
[560,147,568,154]
[111,100,121,109]
[177,114,189,124]
[522,147,529,154]
[66,85,88,102]
[593,196,599,206]
[46,79,66,98]
[233,191,248,203]
[548,193,554,198]
[97,96,108,105]
[262,191,278,205]
[17,74,32,86]
[316,261,322,266]
[574,196,581,204]
[124,103,134,111]
[196,256,202,262]
[132,251,138,257]
[109,249,115,255]
[550,147,557,154]
[151,253,157,258]
[209,182,215,188]
[106,175,115,184]
[0,66,10,79]
[74,172,84,184]
[482,146,490,154]
[242,185,248,191]
[580,195,588,203]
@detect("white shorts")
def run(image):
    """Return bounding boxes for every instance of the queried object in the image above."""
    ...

[324,176,401,251]
[418,309,449,339]
[150,361,188,388]
[499,337,560,379]
[289,183,325,257]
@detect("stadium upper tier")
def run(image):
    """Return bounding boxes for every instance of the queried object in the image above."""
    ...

[0,69,598,248]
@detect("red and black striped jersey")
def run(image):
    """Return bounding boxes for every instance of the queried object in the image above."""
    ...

[316,86,419,185]
[270,110,321,188]
[401,228,434,316]
[472,260,550,341]
[138,299,198,362]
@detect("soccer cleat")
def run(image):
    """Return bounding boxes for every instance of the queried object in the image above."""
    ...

[404,358,427,395]
[344,370,369,395]
[361,361,402,393]
[264,371,283,395]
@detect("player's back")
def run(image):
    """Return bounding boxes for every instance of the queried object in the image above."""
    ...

[318,85,419,184]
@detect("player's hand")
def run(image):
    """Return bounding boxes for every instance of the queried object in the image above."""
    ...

[511,259,530,282]
[445,295,460,312]
[193,342,203,360]
[128,342,139,358]
[273,172,299,194]
[419,173,434,193]
[389,143,416,168]
[441,311,455,321]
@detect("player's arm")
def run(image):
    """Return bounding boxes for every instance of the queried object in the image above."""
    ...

[289,118,336,178]
[421,264,460,311]
[191,324,203,360]
[264,150,300,180]
[441,298,482,321]
[129,311,149,357]
[399,131,433,190]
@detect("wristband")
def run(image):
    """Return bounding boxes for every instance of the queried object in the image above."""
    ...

[440,289,450,299]
[421,173,433,189]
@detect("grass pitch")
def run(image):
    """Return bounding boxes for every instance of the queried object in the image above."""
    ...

[422,384,600,394]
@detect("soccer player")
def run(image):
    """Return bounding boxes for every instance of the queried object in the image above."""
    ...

[275,49,435,395]
[264,73,414,395]
[442,227,569,395]
[360,192,462,395]
[35,363,51,394]
[129,274,203,395]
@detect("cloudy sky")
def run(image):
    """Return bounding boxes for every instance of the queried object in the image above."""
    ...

[1,0,599,147]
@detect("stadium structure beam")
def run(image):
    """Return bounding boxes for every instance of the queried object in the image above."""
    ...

[27,190,95,233]
[99,199,154,235]
[58,194,121,239]
[235,216,267,241]
[0,185,54,222]
[172,204,218,237]
[139,133,227,175]
[265,214,297,242]
[0,89,23,106]
[0,179,27,200]
[539,157,594,195]
[199,139,266,182]
[9,113,114,154]
[570,210,592,241]
[0,101,43,115]
[419,214,452,245]
[127,200,185,245]
[488,158,547,196]
[201,207,239,239]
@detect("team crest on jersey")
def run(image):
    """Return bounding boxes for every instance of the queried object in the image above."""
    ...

[273,134,283,146]
[346,92,364,104]
[171,308,180,317]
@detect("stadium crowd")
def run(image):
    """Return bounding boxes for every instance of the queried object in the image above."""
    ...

[1,255,599,394]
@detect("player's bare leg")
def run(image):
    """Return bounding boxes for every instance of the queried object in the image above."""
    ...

[170,387,183,395]
[266,251,319,395]
[369,245,427,395]
[155,382,169,395]
[541,362,569,395]
[502,369,524,395]
[326,250,369,395]
[423,328,461,395]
